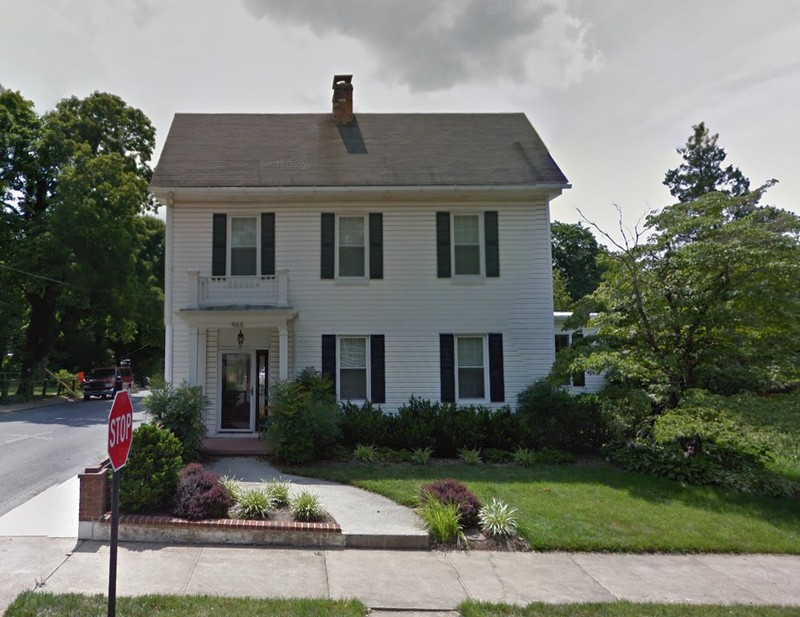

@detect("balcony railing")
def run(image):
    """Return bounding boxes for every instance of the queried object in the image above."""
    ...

[187,270,289,309]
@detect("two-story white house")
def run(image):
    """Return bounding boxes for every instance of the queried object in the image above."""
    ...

[150,75,570,438]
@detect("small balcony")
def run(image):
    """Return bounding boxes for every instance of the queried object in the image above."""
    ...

[187,269,289,309]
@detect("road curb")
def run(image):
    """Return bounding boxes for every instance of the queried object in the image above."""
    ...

[0,397,74,415]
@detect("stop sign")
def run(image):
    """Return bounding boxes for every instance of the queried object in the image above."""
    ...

[108,390,134,471]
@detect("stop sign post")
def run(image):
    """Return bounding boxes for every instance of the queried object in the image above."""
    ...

[107,390,133,617]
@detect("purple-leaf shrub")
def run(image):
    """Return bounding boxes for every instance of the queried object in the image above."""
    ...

[420,478,482,528]
[173,463,232,521]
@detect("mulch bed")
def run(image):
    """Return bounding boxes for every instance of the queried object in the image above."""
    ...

[434,527,531,552]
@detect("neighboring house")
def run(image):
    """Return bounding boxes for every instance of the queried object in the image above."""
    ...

[150,75,570,438]
[553,312,605,393]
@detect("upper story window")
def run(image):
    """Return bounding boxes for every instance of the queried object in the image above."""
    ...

[212,213,275,277]
[231,217,258,275]
[321,213,383,281]
[338,216,366,278]
[453,215,481,276]
[437,211,499,279]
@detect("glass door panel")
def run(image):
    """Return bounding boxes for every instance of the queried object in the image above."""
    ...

[221,353,252,430]
[256,350,268,431]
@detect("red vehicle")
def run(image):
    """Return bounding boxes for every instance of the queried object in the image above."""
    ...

[81,366,135,400]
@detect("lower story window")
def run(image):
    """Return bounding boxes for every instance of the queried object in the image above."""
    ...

[456,335,485,399]
[339,336,368,400]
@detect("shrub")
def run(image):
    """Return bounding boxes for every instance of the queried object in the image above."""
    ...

[604,439,798,499]
[417,494,465,546]
[390,397,440,451]
[420,478,482,528]
[353,443,378,463]
[479,498,518,538]
[516,380,611,453]
[337,401,386,448]
[410,446,434,465]
[458,447,482,465]
[435,404,486,457]
[481,406,529,451]
[264,478,292,507]
[119,423,183,514]
[233,487,275,520]
[265,368,339,464]
[173,463,232,521]
[291,490,325,521]
[143,380,207,461]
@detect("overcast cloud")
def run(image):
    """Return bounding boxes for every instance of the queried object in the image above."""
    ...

[240,0,601,92]
[0,0,798,238]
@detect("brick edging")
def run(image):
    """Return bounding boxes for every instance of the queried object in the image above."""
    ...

[100,513,341,534]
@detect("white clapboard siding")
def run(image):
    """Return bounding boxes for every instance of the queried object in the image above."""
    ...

[169,197,556,412]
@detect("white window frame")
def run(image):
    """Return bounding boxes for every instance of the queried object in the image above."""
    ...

[335,214,368,280]
[228,215,260,277]
[337,335,370,402]
[455,334,489,402]
[451,213,484,278]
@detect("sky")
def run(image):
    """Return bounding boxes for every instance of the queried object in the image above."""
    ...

[2,0,799,240]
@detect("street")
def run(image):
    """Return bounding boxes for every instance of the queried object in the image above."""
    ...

[0,397,147,517]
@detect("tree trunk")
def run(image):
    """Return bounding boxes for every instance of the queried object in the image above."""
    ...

[15,289,58,397]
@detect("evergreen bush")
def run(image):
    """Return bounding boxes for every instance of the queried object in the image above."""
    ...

[143,380,207,461]
[119,423,183,514]
[265,368,338,464]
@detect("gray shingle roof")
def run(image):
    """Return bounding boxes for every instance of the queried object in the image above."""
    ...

[150,113,568,189]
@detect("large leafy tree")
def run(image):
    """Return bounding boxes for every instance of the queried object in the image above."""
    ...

[663,122,750,203]
[551,221,604,303]
[579,184,800,407]
[0,88,158,395]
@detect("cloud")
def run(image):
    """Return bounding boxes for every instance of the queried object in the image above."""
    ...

[240,0,601,91]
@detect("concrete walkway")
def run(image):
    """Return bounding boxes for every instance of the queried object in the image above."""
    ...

[2,537,798,612]
[205,457,429,548]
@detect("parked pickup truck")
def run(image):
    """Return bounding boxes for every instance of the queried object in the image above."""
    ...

[81,366,135,400]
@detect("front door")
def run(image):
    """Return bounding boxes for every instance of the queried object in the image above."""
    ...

[221,353,253,431]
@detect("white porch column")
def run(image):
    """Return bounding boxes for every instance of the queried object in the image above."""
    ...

[188,327,199,385]
[278,325,289,380]
[198,327,207,392]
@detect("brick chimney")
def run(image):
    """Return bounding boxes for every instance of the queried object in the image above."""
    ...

[332,74,354,124]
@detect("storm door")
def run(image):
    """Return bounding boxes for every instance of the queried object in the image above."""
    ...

[221,353,253,431]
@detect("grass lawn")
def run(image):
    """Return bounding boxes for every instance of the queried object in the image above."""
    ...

[3,592,366,617]
[459,601,800,616]
[282,460,800,554]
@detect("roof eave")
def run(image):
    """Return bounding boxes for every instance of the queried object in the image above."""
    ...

[150,183,571,205]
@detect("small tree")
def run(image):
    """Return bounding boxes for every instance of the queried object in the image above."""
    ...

[576,185,800,406]
[142,381,207,461]
[266,368,338,464]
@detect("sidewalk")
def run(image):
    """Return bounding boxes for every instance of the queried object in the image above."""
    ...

[2,537,799,612]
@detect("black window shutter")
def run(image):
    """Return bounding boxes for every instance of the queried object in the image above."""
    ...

[369,213,383,280]
[212,213,227,276]
[485,211,499,277]
[322,335,337,395]
[321,213,335,279]
[261,213,275,276]
[436,212,451,278]
[488,333,505,402]
[370,335,385,403]
[439,334,455,403]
